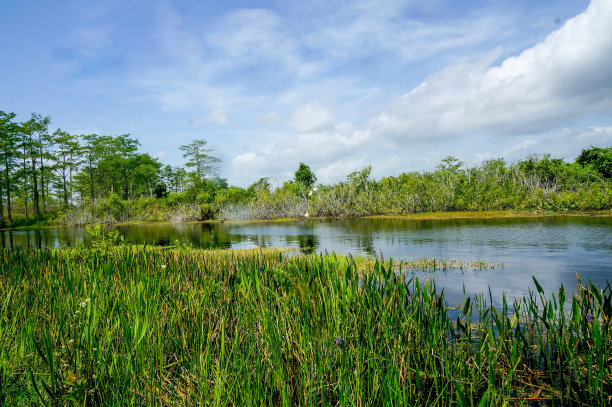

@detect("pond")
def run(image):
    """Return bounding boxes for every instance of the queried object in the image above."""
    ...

[2,215,611,305]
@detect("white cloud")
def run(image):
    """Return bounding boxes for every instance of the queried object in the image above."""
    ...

[577,126,612,144]
[376,0,612,140]
[189,109,229,126]
[204,109,229,125]
[207,9,298,65]
[152,150,167,160]
[226,0,612,186]
[288,104,334,132]
[258,112,280,125]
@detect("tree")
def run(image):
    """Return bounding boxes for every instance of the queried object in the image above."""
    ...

[20,113,51,216]
[32,114,52,212]
[179,139,221,184]
[78,134,105,203]
[0,111,19,224]
[171,166,188,192]
[294,162,317,189]
[0,110,18,226]
[131,153,162,198]
[247,177,271,195]
[96,134,140,199]
[437,156,463,173]
[16,121,35,219]
[347,166,372,191]
[576,146,612,178]
[52,129,80,206]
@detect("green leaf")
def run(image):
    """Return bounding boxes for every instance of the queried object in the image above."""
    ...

[533,277,544,294]
[462,297,471,315]
[454,381,467,407]
[478,388,490,407]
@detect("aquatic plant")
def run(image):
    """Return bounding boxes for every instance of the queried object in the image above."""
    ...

[0,247,609,405]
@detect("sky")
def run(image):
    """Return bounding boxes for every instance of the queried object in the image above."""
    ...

[1,0,611,187]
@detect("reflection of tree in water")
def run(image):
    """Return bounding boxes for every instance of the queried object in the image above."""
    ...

[35,229,42,249]
[157,236,172,246]
[297,234,316,255]
[202,229,231,249]
[241,235,270,249]
[355,235,375,256]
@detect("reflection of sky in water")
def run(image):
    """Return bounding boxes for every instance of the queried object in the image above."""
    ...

[2,216,610,302]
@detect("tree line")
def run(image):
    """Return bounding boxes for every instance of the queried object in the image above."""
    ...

[0,110,219,227]
[1,109,611,227]
[239,151,611,220]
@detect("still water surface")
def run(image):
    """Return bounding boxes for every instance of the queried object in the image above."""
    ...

[2,216,611,304]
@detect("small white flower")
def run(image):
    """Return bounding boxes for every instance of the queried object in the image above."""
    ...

[68,339,74,344]
[313,187,318,192]
[308,191,313,196]
[161,265,167,269]
[304,212,309,218]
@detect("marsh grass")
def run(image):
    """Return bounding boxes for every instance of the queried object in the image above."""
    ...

[0,247,610,405]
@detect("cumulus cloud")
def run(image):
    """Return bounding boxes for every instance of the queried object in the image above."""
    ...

[377,0,612,140]
[227,125,374,186]
[227,0,612,186]
[288,104,334,132]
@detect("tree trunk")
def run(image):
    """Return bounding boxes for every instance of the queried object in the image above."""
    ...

[22,157,28,220]
[69,153,74,206]
[39,144,46,212]
[62,165,68,206]
[4,156,11,224]
[0,170,5,228]
[31,157,39,217]
[88,160,95,203]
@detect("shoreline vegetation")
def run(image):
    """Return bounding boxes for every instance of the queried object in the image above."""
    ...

[3,209,612,232]
[1,245,609,405]
[4,209,612,232]
[54,150,611,227]
[0,110,611,229]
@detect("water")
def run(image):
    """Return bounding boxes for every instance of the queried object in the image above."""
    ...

[2,215,611,304]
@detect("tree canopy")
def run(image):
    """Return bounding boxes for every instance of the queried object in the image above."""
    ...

[179,139,221,183]
[576,146,612,178]
[294,162,316,189]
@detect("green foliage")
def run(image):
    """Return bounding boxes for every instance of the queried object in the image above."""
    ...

[247,177,270,196]
[294,162,317,188]
[242,152,612,220]
[3,106,611,227]
[0,248,610,405]
[179,139,221,183]
[86,224,124,253]
[576,146,612,178]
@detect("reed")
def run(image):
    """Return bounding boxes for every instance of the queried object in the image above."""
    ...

[0,247,609,405]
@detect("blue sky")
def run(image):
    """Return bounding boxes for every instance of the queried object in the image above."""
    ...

[1,0,611,187]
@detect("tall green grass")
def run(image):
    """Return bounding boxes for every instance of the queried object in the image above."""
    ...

[0,247,610,405]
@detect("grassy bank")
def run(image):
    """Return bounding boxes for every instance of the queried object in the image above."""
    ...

[365,209,612,220]
[2,209,612,234]
[0,247,610,405]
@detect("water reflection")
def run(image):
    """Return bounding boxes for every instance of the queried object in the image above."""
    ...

[1,216,610,302]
